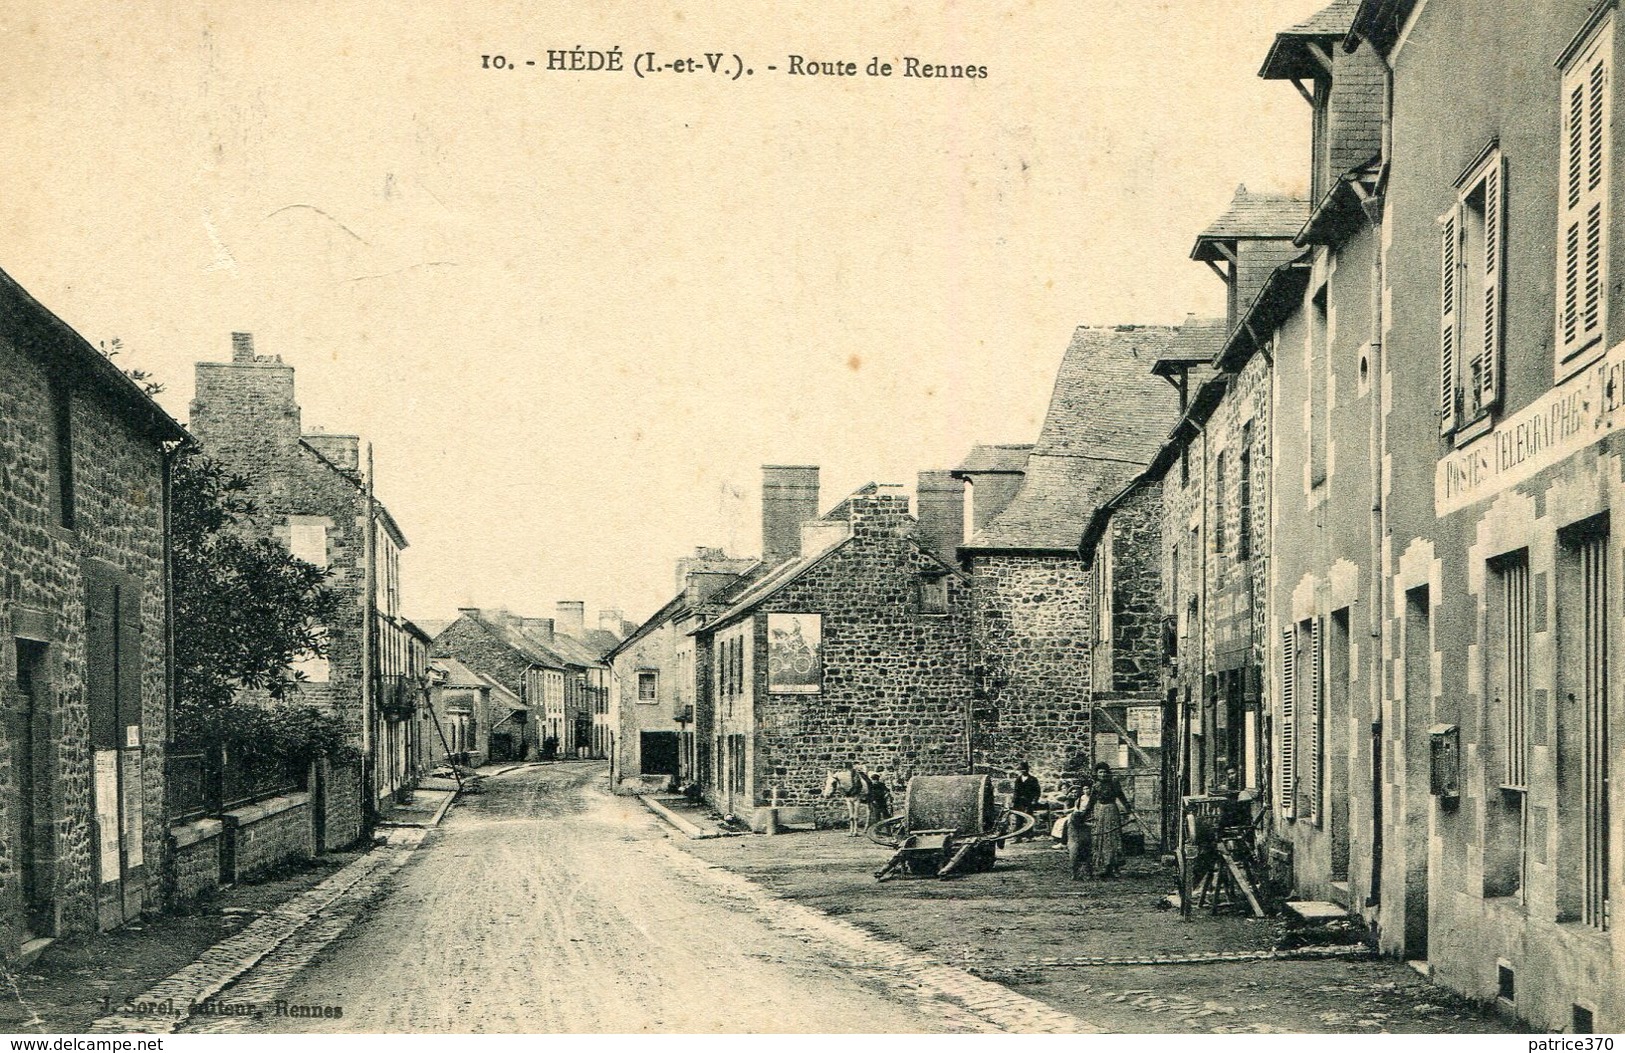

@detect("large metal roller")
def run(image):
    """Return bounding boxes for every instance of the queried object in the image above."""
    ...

[902,774,994,837]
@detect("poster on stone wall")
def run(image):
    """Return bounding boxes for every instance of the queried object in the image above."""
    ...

[766,613,822,694]
[1127,706,1162,749]
[93,750,120,882]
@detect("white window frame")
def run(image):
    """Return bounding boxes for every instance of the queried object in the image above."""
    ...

[1440,144,1506,436]
[1557,14,1614,376]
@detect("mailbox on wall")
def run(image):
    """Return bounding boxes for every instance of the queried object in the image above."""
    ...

[1430,723,1461,802]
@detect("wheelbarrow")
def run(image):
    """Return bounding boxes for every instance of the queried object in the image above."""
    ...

[867,774,1034,881]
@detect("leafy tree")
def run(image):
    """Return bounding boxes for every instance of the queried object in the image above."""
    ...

[170,447,353,764]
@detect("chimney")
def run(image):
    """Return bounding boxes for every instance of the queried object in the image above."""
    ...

[915,471,965,564]
[762,465,820,564]
[597,609,623,637]
[520,617,555,642]
[304,432,361,472]
[684,570,740,607]
[847,484,910,538]
[554,601,586,639]
[457,606,482,619]
[190,333,301,452]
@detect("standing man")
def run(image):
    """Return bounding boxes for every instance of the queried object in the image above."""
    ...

[1011,762,1042,833]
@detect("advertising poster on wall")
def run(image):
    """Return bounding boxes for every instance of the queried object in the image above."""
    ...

[766,613,822,694]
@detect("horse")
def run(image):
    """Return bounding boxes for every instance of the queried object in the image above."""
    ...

[821,767,892,836]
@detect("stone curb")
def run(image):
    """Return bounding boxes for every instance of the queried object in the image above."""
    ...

[640,795,721,839]
[91,832,427,1035]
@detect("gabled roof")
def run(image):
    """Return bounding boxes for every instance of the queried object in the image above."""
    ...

[476,672,524,709]
[0,266,189,444]
[952,444,1033,476]
[1191,186,1311,261]
[581,628,624,657]
[1260,0,1362,79]
[1151,316,1228,377]
[433,657,489,690]
[547,630,608,669]
[451,611,567,670]
[961,326,1182,554]
[697,532,854,633]
[604,592,690,663]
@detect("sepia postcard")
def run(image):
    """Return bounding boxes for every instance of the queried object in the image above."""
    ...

[0,0,1617,1042]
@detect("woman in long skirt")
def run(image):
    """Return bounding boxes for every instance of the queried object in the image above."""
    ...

[1083,762,1130,878]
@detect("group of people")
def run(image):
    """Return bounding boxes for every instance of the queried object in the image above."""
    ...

[1011,760,1136,881]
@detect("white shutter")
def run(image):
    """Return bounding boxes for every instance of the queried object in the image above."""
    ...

[1559,24,1612,364]
[1280,625,1297,819]
[1309,618,1324,825]
[1481,157,1505,409]
[1440,210,1460,433]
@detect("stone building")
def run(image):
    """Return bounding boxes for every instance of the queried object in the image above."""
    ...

[0,266,187,956]
[1079,318,1230,848]
[693,472,974,826]
[1247,0,1390,928]
[606,548,756,789]
[1344,0,1625,1029]
[431,608,564,759]
[952,445,1031,536]
[957,326,1181,791]
[189,332,419,848]
[426,657,525,767]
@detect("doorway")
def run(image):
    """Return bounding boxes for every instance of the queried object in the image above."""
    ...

[12,640,54,940]
[640,732,679,777]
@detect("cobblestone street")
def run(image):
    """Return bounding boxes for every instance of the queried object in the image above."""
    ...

[134,763,1089,1034]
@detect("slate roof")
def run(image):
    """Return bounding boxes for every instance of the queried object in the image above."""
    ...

[434,657,488,690]
[953,444,1033,476]
[546,630,610,669]
[0,266,189,444]
[1152,316,1229,375]
[467,612,568,670]
[581,628,624,657]
[962,326,1183,553]
[1191,186,1311,260]
[1259,1,1365,92]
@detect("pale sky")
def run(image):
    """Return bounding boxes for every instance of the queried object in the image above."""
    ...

[0,1,1325,625]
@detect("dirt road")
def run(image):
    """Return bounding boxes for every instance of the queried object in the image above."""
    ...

[217,763,998,1033]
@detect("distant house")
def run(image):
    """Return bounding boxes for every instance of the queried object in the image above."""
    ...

[693,472,975,825]
[606,548,758,789]
[431,608,564,762]
[957,325,1183,792]
[427,658,525,767]
[0,265,188,955]
[189,332,421,848]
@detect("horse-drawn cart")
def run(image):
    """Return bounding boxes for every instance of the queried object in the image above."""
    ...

[868,774,1034,880]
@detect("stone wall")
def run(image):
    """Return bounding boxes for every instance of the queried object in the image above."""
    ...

[222,794,313,882]
[744,498,976,824]
[965,552,1093,789]
[1102,483,1165,693]
[316,760,364,851]
[168,820,223,904]
[0,327,173,947]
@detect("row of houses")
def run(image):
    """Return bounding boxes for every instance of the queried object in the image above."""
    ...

[0,265,439,961]
[426,603,627,766]
[607,0,1625,1029]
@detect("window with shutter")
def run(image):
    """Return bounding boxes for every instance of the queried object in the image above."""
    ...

[85,567,118,750]
[1440,210,1459,434]
[1280,625,1296,819]
[1309,617,1324,826]
[1443,146,1507,434]
[1558,17,1613,371]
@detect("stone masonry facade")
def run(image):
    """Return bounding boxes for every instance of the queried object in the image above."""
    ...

[965,553,1093,788]
[0,279,182,950]
[701,492,976,824]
